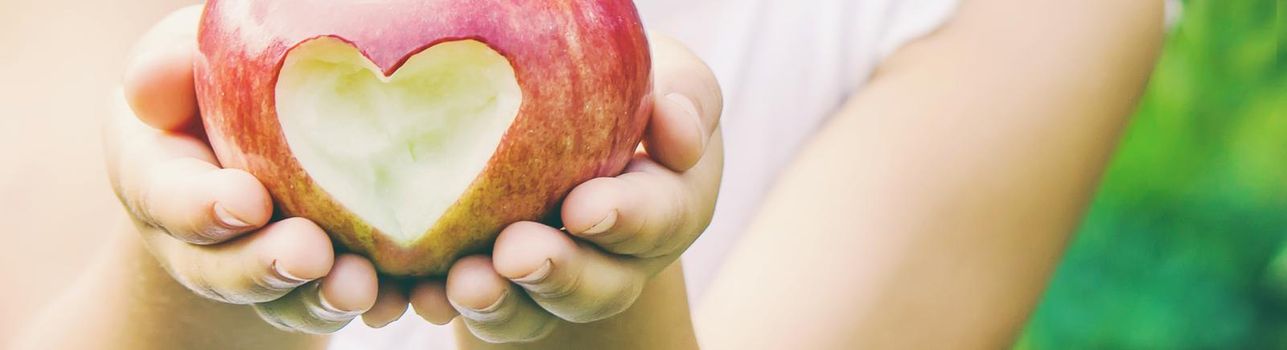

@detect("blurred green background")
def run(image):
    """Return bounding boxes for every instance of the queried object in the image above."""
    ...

[1017,0,1286,348]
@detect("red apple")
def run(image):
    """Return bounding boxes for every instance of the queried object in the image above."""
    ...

[194,0,652,276]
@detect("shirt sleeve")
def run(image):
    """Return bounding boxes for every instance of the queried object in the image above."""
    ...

[863,0,1178,64]
[872,0,960,61]
[840,0,960,93]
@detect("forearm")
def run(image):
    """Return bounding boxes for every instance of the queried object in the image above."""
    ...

[695,0,1163,348]
[14,220,325,350]
[454,261,698,350]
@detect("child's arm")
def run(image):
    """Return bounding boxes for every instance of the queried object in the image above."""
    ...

[13,222,328,350]
[695,0,1165,348]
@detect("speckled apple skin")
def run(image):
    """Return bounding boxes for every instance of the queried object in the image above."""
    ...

[194,0,652,276]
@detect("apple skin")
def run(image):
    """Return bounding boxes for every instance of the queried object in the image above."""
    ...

[194,0,653,276]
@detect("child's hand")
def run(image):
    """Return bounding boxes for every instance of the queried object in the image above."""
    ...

[408,33,725,342]
[107,5,720,340]
[105,6,404,333]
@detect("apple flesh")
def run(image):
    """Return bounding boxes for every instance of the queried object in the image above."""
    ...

[276,39,523,246]
[194,0,652,276]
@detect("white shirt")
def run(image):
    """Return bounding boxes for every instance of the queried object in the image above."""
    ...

[331,0,958,348]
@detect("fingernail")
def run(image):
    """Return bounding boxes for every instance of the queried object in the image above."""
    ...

[666,92,707,149]
[512,259,554,285]
[263,260,310,290]
[474,289,508,314]
[213,202,251,229]
[666,93,700,121]
[315,289,364,322]
[454,289,509,322]
[583,210,618,236]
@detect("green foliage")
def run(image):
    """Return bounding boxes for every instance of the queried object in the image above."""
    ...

[1019,0,1286,348]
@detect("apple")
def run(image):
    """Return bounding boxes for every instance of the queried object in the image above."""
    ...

[193,0,652,276]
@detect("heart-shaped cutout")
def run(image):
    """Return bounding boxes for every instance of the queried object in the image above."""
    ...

[275,37,522,244]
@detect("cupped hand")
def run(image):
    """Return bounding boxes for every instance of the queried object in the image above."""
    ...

[408,33,725,343]
[106,6,407,334]
[111,5,721,339]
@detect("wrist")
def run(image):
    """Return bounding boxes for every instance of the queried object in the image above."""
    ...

[16,219,325,350]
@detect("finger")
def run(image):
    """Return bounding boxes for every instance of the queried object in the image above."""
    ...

[447,255,557,343]
[123,5,203,131]
[363,280,410,328]
[643,32,723,171]
[492,222,648,323]
[136,158,272,244]
[561,144,721,258]
[410,280,457,326]
[254,254,379,334]
[146,217,334,305]
[108,94,272,244]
